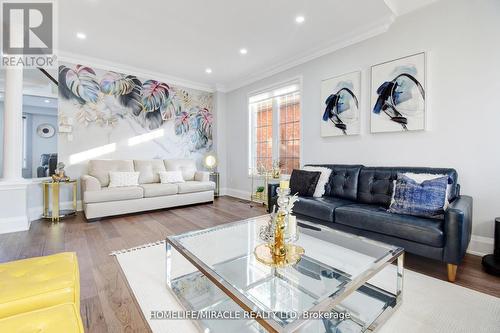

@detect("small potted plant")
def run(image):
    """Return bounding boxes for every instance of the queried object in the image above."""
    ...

[255,186,265,199]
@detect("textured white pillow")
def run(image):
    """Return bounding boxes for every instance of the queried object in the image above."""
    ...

[303,166,333,198]
[108,172,140,188]
[159,171,185,184]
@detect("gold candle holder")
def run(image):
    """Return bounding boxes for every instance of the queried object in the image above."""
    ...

[254,189,304,268]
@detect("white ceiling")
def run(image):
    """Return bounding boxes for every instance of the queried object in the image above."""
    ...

[55,0,436,92]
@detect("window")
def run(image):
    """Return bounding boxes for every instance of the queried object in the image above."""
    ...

[249,81,301,175]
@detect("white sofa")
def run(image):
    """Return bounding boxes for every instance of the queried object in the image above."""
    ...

[81,159,215,220]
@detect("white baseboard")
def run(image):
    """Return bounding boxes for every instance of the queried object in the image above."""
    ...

[467,235,494,256]
[29,200,83,222]
[0,215,30,233]
[222,188,251,201]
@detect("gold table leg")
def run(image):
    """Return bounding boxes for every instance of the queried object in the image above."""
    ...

[72,182,77,211]
[52,183,59,222]
[43,183,49,217]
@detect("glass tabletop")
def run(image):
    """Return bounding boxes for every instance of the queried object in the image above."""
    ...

[166,215,403,332]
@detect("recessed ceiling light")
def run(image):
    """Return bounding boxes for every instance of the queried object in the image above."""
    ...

[76,32,86,39]
[44,99,50,103]
[239,48,248,55]
[205,68,212,74]
[295,16,305,24]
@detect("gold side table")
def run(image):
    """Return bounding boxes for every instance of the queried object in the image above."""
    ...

[42,180,77,222]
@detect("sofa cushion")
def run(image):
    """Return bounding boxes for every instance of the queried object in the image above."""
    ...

[88,160,135,187]
[164,159,197,181]
[293,196,355,223]
[305,164,363,201]
[108,171,140,188]
[177,181,215,194]
[0,303,84,333]
[388,174,448,219]
[84,186,144,204]
[159,171,185,184]
[140,183,178,198]
[0,252,79,319]
[134,160,167,184]
[357,167,459,207]
[335,204,444,247]
[289,169,321,197]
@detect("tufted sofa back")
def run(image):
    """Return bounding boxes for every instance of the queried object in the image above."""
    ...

[305,164,363,201]
[357,166,459,207]
[304,164,459,207]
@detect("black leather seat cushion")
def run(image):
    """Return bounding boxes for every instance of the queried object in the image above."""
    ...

[294,196,355,223]
[335,204,444,247]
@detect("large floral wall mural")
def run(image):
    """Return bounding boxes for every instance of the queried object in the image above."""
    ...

[58,62,214,174]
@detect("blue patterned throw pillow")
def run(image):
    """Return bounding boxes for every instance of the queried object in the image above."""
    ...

[388,174,448,219]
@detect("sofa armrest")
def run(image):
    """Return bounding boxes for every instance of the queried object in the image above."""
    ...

[443,195,473,264]
[267,183,280,213]
[194,171,210,182]
[81,175,101,193]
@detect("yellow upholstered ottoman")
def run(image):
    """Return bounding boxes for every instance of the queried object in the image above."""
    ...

[0,303,84,333]
[0,252,83,332]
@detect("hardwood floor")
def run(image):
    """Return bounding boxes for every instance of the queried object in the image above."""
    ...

[0,196,498,332]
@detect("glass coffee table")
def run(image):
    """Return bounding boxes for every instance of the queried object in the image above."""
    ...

[166,215,404,333]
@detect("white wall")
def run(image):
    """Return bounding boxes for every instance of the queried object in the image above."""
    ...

[223,0,500,243]
[214,91,227,190]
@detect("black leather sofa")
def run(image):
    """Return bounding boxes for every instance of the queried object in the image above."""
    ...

[268,164,473,282]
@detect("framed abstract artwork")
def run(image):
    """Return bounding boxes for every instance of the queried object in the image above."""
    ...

[321,70,361,137]
[370,52,426,133]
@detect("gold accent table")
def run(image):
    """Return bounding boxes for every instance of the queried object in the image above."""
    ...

[250,170,280,206]
[42,180,77,222]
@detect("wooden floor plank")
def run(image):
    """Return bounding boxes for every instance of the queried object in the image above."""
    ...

[0,196,498,333]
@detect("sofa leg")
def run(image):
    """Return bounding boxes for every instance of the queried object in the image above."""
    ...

[447,264,458,282]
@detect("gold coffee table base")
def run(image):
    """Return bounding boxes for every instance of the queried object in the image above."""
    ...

[254,243,304,268]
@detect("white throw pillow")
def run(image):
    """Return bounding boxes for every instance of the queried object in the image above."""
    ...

[303,166,333,198]
[108,172,140,188]
[391,172,452,209]
[159,171,185,184]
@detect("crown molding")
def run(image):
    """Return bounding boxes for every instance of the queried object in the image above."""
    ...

[219,15,395,93]
[383,0,439,16]
[57,51,216,93]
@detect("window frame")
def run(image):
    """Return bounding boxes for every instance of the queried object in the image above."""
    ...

[247,77,303,176]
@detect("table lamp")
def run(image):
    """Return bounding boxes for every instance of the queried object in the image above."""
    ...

[203,153,217,172]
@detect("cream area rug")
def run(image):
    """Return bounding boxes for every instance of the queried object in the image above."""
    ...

[112,241,500,333]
